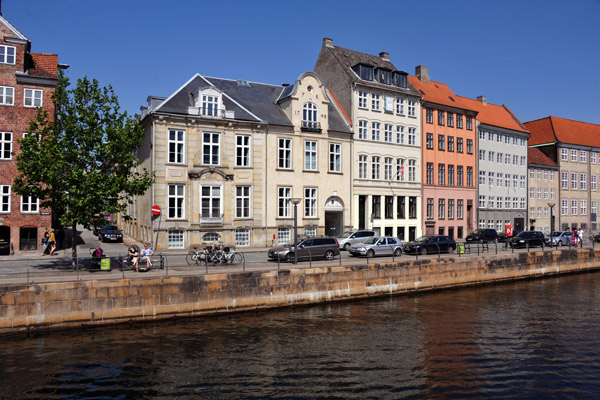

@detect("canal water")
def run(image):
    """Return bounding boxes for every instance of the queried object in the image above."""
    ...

[2,272,600,399]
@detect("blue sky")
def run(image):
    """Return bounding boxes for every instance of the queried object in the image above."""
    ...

[6,0,600,124]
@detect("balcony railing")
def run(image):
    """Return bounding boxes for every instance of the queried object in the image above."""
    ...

[200,213,224,225]
[301,120,322,132]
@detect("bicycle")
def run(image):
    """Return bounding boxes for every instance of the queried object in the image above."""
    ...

[186,246,207,265]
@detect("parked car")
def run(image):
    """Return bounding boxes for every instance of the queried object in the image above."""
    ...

[349,236,403,257]
[545,231,572,246]
[509,231,545,248]
[403,235,457,255]
[498,229,523,243]
[465,228,499,243]
[594,233,600,243]
[98,225,124,242]
[337,230,376,250]
[268,237,340,262]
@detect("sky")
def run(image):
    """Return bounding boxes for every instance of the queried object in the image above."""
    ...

[5,0,600,124]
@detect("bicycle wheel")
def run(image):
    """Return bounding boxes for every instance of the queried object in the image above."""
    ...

[231,252,243,265]
[186,252,197,265]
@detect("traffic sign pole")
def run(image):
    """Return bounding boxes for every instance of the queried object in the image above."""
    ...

[151,205,161,250]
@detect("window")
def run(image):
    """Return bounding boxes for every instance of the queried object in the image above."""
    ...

[409,196,417,219]
[593,201,598,216]
[551,170,555,181]
[278,187,292,217]
[396,126,405,144]
[372,196,381,219]
[397,158,405,181]
[304,141,317,171]
[305,227,316,237]
[201,185,221,219]
[438,135,445,151]
[0,132,12,160]
[0,45,15,64]
[302,102,318,128]
[537,188,542,199]
[372,93,380,110]
[479,170,486,185]
[438,164,446,185]
[24,88,43,108]
[397,196,406,218]
[21,196,38,213]
[393,72,407,88]
[551,188,556,199]
[408,160,416,182]
[448,165,455,186]
[457,199,464,219]
[371,156,380,180]
[521,156,526,166]
[438,199,446,219]
[384,124,393,142]
[359,155,368,179]
[358,120,368,139]
[581,150,587,163]
[384,157,393,180]
[358,90,368,108]
[329,143,341,172]
[304,187,317,218]
[236,135,250,167]
[592,152,598,164]
[520,176,526,189]
[488,151,495,162]
[513,174,518,188]
[592,175,597,191]
[561,148,568,161]
[235,228,250,247]
[278,138,292,169]
[167,129,185,164]
[581,200,588,216]
[407,100,416,117]
[438,110,445,125]
[543,169,549,180]
[479,149,485,161]
[448,199,455,219]
[581,173,587,190]
[377,69,391,84]
[201,94,219,116]
[277,228,290,245]
[168,230,184,249]
[385,196,394,219]
[448,136,454,152]
[0,86,14,105]
[235,186,251,218]
[0,185,9,213]
[202,132,220,165]
[457,137,463,153]
[489,172,495,186]
[498,153,504,163]
[426,163,435,185]
[504,135,510,144]
[513,155,519,165]
[396,97,405,114]
[371,122,380,141]
[426,108,433,123]
[497,172,503,187]
[466,116,473,130]
[426,198,434,219]
[354,64,373,81]
[505,154,511,164]
[520,198,526,209]
[447,112,454,127]
[466,139,473,154]
[426,133,434,149]
[479,130,486,140]
[571,149,578,162]
[561,172,568,189]
[571,199,578,215]
[168,184,185,219]
[467,167,473,187]
[497,198,503,208]
[530,169,535,179]
[457,166,464,186]
[409,128,417,145]
[505,174,510,187]
[571,172,578,190]
[561,199,568,215]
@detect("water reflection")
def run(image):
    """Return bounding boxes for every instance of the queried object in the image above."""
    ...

[1,273,600,398]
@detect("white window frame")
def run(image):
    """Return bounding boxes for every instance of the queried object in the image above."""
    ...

[371,93,380,111]
[0,132,12,160]
[201,184,222,219]
[358,120,368,139]
[235,135,251,167]
[202,132,220,166]
[278,138,292,169]
[0,45,15,64]
[329,143,341,172]
[396,97,405,114]
[407,100,416,117]
[24,88,43,108]
[571,199,578,215]
[561,148,568,161]
[0,86,14,105]
[21,195,39,213]
[277,228,290,245]
[278,187,292,218]
[168,129,185,164]
[235,186,251,219]
[372,156,380,180]
[384,124,393,143]
[304,187,317,218]
[304,140,317,171]
[408,127,416,145]
[168,230,184,249]
[201,94,219,117]
[235,228,250,247]
[396,125,405,144]
[358,90,368,109]
[168,184,185,219]
[358,155,368,179]
[561,199,568,215]
[0,185,10,213]
[371,122,380,141]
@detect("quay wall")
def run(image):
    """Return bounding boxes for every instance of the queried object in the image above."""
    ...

[1,248,599,335]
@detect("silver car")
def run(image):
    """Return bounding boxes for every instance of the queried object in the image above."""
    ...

[348,236,403,257]
[337,230,376,250]
[545,231,572,246]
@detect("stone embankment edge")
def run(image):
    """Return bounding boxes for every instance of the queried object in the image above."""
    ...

[0,248,598,335]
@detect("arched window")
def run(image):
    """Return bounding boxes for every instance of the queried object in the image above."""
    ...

[302,102,319,130]
[202,232,221,243]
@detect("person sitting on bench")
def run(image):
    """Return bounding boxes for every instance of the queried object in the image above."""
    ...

[139,243,153,271]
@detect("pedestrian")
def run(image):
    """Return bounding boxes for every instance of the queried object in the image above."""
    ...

[139,243,153,271]
[578,228,584,248]
[572,228,577,246]
[40,229,49,255]
[48,228,57,255]
[126,245,139,271]
[56,228,65,250]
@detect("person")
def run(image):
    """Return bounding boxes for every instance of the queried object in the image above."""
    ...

[572,228,577,246]
[40,230,49,256]
[48,229,57,255]
[139,243,153,271]
[126,245,139,271]
[578,228,584,248]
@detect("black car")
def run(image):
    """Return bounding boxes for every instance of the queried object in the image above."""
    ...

[403,235,457,255]
[594,233,600,243]
[98,225,124,242]
[498,229,523,243]
[268,237,340,262]
[466,228,499,243]
[509,231,545,248]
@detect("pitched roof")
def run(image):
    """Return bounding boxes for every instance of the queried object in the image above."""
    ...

[525,116,600,147]
[0,15,28,40]
[528,147,557,167]
[28,53,59,78]
[457,96,528,134]
[407,76,474,112]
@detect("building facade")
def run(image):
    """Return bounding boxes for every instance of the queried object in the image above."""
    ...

[525,116,600,236]
[0,14,61,254]
[459,95,530,234]
[527,147,559,234]
[408,66,478,239]
[127,72,352,250]
[315,38,423,241]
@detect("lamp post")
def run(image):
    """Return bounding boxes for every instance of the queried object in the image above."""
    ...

[548,202,555,242]
[291,198,301,264]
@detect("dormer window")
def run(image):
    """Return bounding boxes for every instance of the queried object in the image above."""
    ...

[191,88,224,118]
[375,68,391,85]
[301,102,321,132]
[202,94,219,117]
[352,64,374,81]
[392,72,408,88]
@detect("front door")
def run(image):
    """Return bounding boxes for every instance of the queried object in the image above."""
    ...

[0,226,10,255]
[325,211,343,237]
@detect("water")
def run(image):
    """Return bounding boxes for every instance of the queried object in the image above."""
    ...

[2,272,600,399]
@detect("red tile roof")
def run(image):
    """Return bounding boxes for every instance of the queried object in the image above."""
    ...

[528,147,557,167]
[458,96,529,134]
[29,53,58,78]
[407,76,474,112]
[525,116,600,147]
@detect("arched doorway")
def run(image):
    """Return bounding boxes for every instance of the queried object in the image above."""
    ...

[324,196,344,237]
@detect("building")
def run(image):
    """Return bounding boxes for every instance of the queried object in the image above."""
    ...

[525,116,600,235]
[314,38,423,241]
[0,13,62,254]
[408,66,478,239]
[128,72,352,250]
[458,95,530,234]
[527,147,559,234]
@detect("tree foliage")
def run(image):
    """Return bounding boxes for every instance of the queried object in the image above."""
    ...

[13,71,153,264]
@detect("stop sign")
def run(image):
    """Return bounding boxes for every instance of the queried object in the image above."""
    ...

[151,205,161,216]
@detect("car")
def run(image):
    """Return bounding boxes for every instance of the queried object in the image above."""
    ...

[594,234,600,243]
[465,228,499,243]
[336,230,376,251]
[98,225,124,242]
[498,229,523,243]
[348,236,403,257]
[403,235,457,255]
[509,231,545,248]
[267,237,340,262]
[545,231,572,246]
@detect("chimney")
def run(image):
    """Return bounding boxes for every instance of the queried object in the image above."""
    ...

[415,65,429,83]
[379,51,390,61]
[477,95,487,105]
[323,37,334,48]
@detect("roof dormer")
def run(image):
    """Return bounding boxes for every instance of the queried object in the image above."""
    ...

[189,87,231,118]
[352,63,374,81]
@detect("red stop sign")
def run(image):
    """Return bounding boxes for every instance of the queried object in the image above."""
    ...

[151,205,161,216]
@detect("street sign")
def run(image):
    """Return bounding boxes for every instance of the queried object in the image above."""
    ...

[151,205,161,216]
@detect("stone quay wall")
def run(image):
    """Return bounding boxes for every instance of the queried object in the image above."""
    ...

[1,248,599,335]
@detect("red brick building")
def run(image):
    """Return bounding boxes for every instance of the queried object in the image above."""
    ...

[0,12,63,254]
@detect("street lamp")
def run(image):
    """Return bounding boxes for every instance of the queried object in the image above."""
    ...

[291,197,301,264]
[548,202,555,242]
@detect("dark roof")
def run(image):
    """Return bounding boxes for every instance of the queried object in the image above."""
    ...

[528,147,557,167]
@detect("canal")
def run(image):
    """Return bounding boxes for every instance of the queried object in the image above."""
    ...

[1,271,600,399]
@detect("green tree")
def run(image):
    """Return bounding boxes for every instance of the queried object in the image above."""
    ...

[13,71,154,268]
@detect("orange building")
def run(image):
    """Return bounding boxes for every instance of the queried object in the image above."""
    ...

[408,66,478,238]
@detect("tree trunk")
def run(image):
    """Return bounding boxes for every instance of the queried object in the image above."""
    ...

[71,221,78,269]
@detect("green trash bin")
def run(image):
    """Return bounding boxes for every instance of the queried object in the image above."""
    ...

[100,257,111,270]
[457,244,465,254]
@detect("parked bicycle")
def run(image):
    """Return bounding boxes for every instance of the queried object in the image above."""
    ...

[187,245,243,266]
